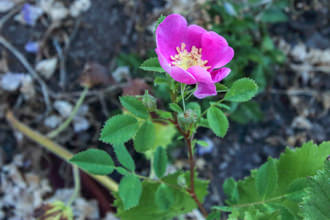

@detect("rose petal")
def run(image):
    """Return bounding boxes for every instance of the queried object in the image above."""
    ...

[187,66,217,98]
[184,24,207,50]
[201,31,234,70]
[211,67,231,83]
[156,14,187,61]
[170,67,196,84]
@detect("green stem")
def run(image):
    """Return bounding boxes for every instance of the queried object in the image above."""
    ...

[6,111,119,193]
[67,165,81,206]
[47,86,89,138]
[232,194,288,209]
[181,84,186,111]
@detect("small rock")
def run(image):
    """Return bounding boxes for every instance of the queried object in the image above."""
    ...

[70,0,91,17]
[36,58,57,79]
[292,116,312,130]
[54,100,73,117]
[73,116,90,132]
[0,0,15,13]
[0,72,26,91]
[20,75,35,99]
[48,2,69,21]
[112,66,130,82]
[44,115,62,128]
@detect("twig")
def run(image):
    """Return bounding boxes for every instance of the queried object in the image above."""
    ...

[47,86,89,138]
[0,36,51,114]
[6,111,119,193]
[0,6,21,30]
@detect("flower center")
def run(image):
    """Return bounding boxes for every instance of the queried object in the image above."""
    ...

[170,43,209,70]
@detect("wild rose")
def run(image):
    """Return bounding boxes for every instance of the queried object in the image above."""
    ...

[155,14,234,99]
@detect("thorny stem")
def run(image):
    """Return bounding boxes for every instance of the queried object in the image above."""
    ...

[170,117,208,218]
[6,111,119,193]
[47,86,89,138]
[67,165,81,206]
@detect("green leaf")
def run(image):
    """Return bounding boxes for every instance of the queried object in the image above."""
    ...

[225,141,330,219]
[155,184,175,211]
[113,143,135,171]
[169,103,183,113]
[196,140,209,147]
[116,167,131,176]
[301,160,330,220]
[207,107,229,138]
[100,115,138,145]
[260,8,288,23]
[70,149,114,175]
[139,58,165,73]
[153,147,168,178]
[230,101,263,124]
[207,210,221,220]
[224,78,258,102]
[255,159,278,198]
[134,120,156,153]
[156,110,172,119]
[119,175,142,210]
[223,178,239,204]
[115,171,209,220]
[211,102,231,111]
[120,96,149,119]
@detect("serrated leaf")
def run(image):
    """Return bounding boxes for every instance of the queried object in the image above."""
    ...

[100,115,138,145]
[224,78,258,102]
[134,120,155,153]
[169,103,183,113]
[139,57,165,73]
[207,210,221,220]
[207,106,229,138]
[255,159,278,198]
[153,147,168,178]
[224,141,330,219]
[223,178,239,204]
[120,96,149,119]
[155,184,175,211]
[115,171,209,220]
[113,143,135,171]
[301,160,330,220]
[70,149,114,175]
[119,175,142,210]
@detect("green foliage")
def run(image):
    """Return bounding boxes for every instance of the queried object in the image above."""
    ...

[223,178,239,204]
[301,160,330,220]
[154,15,166,33]
[139,57,165,73]
[120,96,149,119]
[115,171,209,220]
[169,103,183,113]
[100,114,139,145]
[207,0,287,123]
[155,184,175,211]
[224,78,258,102]
[255,159,278,198]
[70,149,114,175]
[230,101,263,124]
[222,141,330,219]
[113,143,135,171]
[153,147,168,178]
[133,120,156,153]
[119,175,143,210]
[207,106,229,138]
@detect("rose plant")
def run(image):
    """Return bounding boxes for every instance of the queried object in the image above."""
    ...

[68,14,330,220]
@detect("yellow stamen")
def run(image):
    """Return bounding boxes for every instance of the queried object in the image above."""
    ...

[170,43,209,70]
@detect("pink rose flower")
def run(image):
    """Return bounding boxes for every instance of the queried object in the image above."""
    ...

[155,14,234,99]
